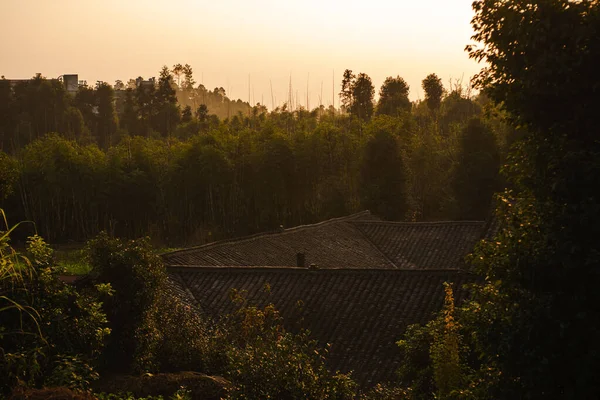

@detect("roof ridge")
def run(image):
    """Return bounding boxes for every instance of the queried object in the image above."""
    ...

[350,220,485,227]
[161,211,373,258]
[350,222,400,269]
[167,265,472,275]
[165,273,204,314]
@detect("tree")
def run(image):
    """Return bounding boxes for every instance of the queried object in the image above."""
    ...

[171,63,184,88]
[456,0,600,397]
[153,66,180,137]
[395,283,466,399]
[96,82,118,149]
[0,78,15,151]
[350,73,375,121]
[360,130,406,220]
[440,89,481,129]
[134,77,156,137]
[219,291,356,400]
[181,105,193,123]
[339,69,355,112]
[377,76,411,116]
[121,88,138,135]
[182,63,196,91]
[12,75,70,144]
[1,233,110,393]
[422,74,444,112]
[452,118,500,220]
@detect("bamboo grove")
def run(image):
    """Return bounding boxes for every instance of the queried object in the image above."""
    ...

[0,68,509,245]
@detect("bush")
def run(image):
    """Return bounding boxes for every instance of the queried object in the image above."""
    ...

[0,229,109,394]
[8,386,98,400]
[213,290,356,400]
[92,372,227,400]
[85,233,207,374]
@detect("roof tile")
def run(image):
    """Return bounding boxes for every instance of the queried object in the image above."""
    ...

[169,267,478,388]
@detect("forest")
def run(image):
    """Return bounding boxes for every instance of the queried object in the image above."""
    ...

[0,65,507,245]
[2,0,600,399]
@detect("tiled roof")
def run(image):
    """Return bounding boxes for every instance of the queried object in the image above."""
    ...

[168,267,478,388]
[162,211,396,269]
[162,213,486,271]
[352,221,486,269]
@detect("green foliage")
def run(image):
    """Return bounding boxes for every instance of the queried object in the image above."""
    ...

[421,74,444,112]
[429,284,462,398]
[452,118,501,220]
[46,355,100,392]
[360,129,407,220]
[0,67,509,246]
[395,284,468,400]
[449,0,600,397]
[96,389,192,400]
[359,383,412,400]
[0,150,18,201]
[396,323,434,399]
[350,73,375,121]
[214,291,356,400]
[339,69,356,112]
[377,76,411,117]
[54,248,92,276]
[0,220,109,394]
[85,233,207,374]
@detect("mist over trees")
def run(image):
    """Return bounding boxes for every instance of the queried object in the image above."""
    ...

[0,65,507,245]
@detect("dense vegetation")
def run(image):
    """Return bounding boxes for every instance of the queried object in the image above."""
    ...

[0,66,507,245]
[0,230,355,399]
[2,0,599,398]
[391,0,600,399]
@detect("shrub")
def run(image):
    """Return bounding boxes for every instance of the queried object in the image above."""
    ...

[214,290,356,400]
[1,226,109,394]
[85,233,207,374]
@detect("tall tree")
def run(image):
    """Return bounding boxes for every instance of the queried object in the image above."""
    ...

[121,88,138,135]
[377,76,411,116]
[182,64,196,92]
[153,66,180,137]
[350,73,375,121]
[422,73,444,112]
[360,130,406,220]
[171,63,184,88]
[339,69,355,112]
[452,117,500,220]
[96,82,118,148]
[134,77,155,137]
[181,105,193,123]
[457,0,600,397]
[0,78,15,151]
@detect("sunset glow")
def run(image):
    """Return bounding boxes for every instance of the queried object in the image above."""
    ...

[2,0,480,107]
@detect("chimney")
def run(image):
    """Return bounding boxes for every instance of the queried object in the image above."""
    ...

[296,253,306,268]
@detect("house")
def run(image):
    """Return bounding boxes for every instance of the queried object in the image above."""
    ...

[162,211,486,270]
[162,212,487,388]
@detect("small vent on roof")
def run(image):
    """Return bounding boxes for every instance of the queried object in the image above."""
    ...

[296,253,306,268]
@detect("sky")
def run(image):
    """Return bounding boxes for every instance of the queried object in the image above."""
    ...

[1,0,482,109]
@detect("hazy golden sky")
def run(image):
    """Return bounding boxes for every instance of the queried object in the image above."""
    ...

[2,0,481,108]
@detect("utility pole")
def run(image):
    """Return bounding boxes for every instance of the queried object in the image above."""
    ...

[270,80,275,111]
[332,69,335,110]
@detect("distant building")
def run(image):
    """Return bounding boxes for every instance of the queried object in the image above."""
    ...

[5,73,81,96]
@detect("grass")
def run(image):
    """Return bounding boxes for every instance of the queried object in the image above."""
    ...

[54,247,92,276]
[52,245,181,276]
